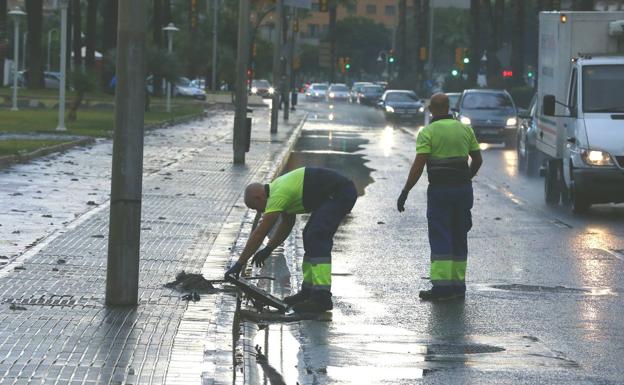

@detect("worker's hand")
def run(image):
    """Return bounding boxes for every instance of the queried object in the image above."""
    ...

[251,246,273,268]
[225,261,243,279]
[397,190,409,212]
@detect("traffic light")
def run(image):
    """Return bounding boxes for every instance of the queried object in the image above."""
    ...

[319,0,329,12]
[527,70,534,78]
[451,69,460,77]
[388,50,395,63]
[502,70,514,78]
[345,57,351,71]
[338,57,345,74]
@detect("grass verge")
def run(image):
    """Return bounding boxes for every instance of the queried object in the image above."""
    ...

[0,139,68,156]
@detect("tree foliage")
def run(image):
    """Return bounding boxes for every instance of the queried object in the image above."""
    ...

[334,17,391,76]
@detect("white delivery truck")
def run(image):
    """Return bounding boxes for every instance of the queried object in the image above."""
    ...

[537,11,624,213]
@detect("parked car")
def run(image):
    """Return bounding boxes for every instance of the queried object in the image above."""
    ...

[357,85,385,106]
[326,83,350,102]
[516,94,539,174]
[305,83,328,100]
[454,89,518,148]
[16,70,61,89]
[250,79,274,98]
[349,82,372,103]
[175,77,206,100]
[378,90,425,122]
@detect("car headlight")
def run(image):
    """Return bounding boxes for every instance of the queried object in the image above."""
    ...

[329,92,335,98]
[251,87,258,94]
[385,105,395,113]
[460,116,471,125]
[581,149,614,166]
[505,117,518,128]
[418,106,425,113]
[268,87,275,94]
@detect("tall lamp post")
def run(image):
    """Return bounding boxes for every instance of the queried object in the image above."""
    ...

[47,29,57,71]
[163,23,178,113]
[9,7,26,111]
[57,0,69,131]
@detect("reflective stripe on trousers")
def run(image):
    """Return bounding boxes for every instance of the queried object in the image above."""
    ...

[302,182,357,292]
[427,183,473,290]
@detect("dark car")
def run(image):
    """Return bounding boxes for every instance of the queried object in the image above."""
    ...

[516,94,539,174]
[379,90,425,122]
[250,79,275,98]
[357,85,385,106]
[455,89,518,148]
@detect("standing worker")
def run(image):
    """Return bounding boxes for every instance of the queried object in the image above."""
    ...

[225,167,357,313]
[397,93,483,301]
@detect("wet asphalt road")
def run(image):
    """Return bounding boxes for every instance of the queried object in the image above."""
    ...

[249,98,624,384]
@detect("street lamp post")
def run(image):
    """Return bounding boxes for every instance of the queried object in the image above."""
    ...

[47,29,57,71]
[9,7,26,112]
[22,32,28,71]
[57,0,69,131]
[163,23,178,113]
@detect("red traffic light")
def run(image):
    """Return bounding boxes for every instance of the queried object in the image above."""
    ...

[502,70,513,78]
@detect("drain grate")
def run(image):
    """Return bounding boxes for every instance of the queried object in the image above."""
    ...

[426,343,505,355]
[3,295,81,307]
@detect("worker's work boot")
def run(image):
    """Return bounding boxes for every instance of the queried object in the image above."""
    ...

[283,288,310,306]
[292,290,333,313]
[419,288,457,301]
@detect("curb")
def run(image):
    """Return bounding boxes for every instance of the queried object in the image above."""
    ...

[0,137,95,169]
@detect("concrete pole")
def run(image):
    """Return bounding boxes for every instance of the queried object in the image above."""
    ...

[211,0,218,91]
[233,0,250,164]
[106,0,146,306]
[270,0,283,133]
[283,8,291,121]
[427,4,434,79]
[11,18,20,111]
[56,2,68,130]
[22,32,27,71]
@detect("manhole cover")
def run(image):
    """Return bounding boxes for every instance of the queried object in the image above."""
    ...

[426,343,505,355]
[491,284,589,294]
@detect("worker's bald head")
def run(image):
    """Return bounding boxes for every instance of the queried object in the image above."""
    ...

[244,183,267,211]
[429,92,450,118]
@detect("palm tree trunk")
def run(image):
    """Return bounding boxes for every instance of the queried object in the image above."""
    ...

[26,0,44,89]
[0,0,7,82]
[152,0,163,96]
[469,0,480,85]
[72,0,82,69]
[412,0,422,81]
[397,0,407,81]
[101,0,118,89]
[417,0,428,81]
[511,0,525,86]
[163,0,171,25]
[85,0,97,68]
[328,2,337,83]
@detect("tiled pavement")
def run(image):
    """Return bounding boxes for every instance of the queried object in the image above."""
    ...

[0,107,305,385]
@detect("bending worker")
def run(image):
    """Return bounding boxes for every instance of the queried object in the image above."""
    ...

[397,93,483,301]
[226,167,357,313]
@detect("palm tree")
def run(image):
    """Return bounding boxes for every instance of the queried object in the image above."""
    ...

[510,0,525,86]
[152,0,163,96]
[72,0,82,69]
[468,0,480,85]
[25,0,44,89]
[85,0,97,69]
[0,0,7,82]
[397,0,407,81]
[101,0,118,88]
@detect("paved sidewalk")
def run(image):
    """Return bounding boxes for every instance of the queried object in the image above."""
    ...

[0,106,305,385]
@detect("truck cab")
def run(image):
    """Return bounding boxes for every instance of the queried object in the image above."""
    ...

[537,12,624,212]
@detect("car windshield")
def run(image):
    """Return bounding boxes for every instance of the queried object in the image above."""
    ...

[253,80,270,88]
[330,85,349,92]
[363,86,383,94]
[312,85,328,91]
[583,65,624,113]
[386,92,419,103]
[462,93,513,110]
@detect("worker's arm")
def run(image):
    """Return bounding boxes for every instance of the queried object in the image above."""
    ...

[397,153,428,212]
[469,150,483,178]
[402,153,429,193]
[236,211,280,265]
[266,213,296,249]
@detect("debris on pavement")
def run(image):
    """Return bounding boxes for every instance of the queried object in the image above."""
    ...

[164,271,218,293]
[9,304,27,311]
[181,291,201,302]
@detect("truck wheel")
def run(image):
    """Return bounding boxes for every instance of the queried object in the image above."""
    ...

[569,182,591,214]
[544,159,561,205]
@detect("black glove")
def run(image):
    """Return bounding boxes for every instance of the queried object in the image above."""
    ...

[397,190,409,212]
[251,246,273,268]
[225,261,243,279]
